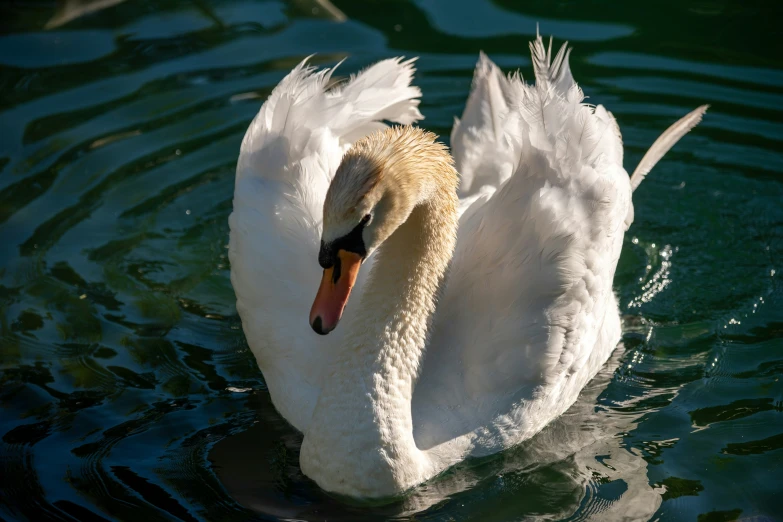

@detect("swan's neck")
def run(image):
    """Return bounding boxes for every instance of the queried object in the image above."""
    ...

[300,185,458,497]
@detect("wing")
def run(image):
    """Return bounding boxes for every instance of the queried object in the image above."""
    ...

[412,38,632,453]
[451,52,517,202]
[229,57,423,432]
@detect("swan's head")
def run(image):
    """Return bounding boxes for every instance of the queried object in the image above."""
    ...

[309,126,454,335]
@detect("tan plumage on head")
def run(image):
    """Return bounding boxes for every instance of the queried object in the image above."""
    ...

[321,125,458,250]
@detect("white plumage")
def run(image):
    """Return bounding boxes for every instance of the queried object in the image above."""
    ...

[228,36,706,497]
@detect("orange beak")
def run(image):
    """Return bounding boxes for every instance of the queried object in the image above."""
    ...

[309,250,363,335]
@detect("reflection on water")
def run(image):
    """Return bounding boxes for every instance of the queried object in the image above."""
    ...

[1,0,781,521]
[45,0,129,29]
[212,345,663,520]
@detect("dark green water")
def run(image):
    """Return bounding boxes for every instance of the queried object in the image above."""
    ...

[1,1,782,520]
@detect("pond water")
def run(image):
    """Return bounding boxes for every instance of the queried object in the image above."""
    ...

[1,1,781,521]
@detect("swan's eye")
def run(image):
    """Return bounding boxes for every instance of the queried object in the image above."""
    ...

[361,213,372,226]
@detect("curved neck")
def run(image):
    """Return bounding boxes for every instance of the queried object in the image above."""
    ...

[301,181,458,496]
[355,190,458,397]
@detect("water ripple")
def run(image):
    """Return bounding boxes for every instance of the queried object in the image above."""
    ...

[1,1,781,521]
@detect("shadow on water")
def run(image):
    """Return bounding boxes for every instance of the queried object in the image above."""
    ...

[1,0,782,521]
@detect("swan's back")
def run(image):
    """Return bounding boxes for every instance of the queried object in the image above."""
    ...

[413,37,632,457]
[229,57,423,431]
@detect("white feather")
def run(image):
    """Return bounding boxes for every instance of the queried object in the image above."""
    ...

[451,52,515,197]
[630,104,709,191]
[229,56,423,432]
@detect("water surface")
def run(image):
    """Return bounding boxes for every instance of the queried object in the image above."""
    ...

[1,1,782,520]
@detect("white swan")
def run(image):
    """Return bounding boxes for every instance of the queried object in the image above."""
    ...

[228,36,707,498]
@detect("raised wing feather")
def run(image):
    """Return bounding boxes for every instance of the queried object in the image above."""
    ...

[413,39,631,454]
[451,52,517,200]
[229,57,423,432]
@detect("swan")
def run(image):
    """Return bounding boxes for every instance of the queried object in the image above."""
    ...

[228,35,707,498]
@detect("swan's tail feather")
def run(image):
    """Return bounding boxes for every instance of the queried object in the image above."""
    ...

[630,105,709,191]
